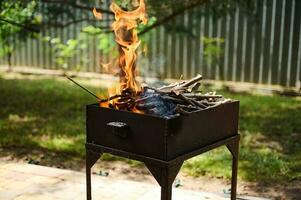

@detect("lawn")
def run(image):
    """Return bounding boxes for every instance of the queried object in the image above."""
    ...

[0,73,300,184]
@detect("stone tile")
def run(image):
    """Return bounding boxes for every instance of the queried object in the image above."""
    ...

[40,180,85,199]
[0,169,16,179]
[25,175,60,186]
[0,162,271,200]
[0,176,15,187]
[74,193,86,200]
[0,168,8,177]
[237,196,271,200]
[11,172,33,181]
[11,164,71,178]
[14,193,61,200]
[57,172,85,184]
[0,163,18,170]
[0,189,24,200]
[3,180,33,191]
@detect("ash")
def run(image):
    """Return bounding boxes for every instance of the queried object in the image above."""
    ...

[137,90,178,118]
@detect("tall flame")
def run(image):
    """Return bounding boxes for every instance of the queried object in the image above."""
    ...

[110,0,148,94]
[94,1,147,112]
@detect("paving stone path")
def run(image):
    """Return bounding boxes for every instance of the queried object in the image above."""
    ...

[0,161,269,200]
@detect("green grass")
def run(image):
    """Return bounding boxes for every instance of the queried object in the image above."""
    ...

[0,74,300,184]
[0,75,100,156]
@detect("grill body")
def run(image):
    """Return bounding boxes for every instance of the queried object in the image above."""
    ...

[86,101,239,161]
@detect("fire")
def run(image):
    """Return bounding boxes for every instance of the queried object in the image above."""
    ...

[110,0,148,93]
[93,8,103,20]
[94,0,147,113]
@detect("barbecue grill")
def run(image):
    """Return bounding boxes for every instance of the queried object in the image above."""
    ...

[85,100,240,200]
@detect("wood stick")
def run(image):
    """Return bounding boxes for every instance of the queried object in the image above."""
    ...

[183,93,223,99]
[157,82,185,92]
[158,74,202,92]
[175,106,192,115]
[176,104,201,111]
[135,94,158,103]
[190,82,201,92]
[178,74,202,88]
[161,96,185,104]
[100,94,122,103]
[144,86,168,94]
[189,98,208,109]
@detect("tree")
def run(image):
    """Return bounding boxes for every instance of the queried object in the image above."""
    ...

[0,0,39,71]
[0,0,262,36]
[0,0,262,72]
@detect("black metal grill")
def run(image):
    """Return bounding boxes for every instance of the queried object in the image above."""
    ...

[85,101,240,200]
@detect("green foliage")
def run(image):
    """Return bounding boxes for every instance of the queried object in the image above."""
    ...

[82,25,102,35]
[82,26,116,54]
[0,0,38,66]
[43,25,116,70]
[202,36,225,66]
[45,37,80,69]
[137,16,157,32]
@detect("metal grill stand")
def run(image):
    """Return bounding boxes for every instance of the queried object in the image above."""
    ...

[86,134,240,200]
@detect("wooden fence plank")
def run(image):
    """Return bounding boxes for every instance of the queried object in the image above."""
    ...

[253,0,263,84]
[262,0,273,85]
[215,19,223,80]
[271,0,283,84]
[267,0,277,85]
[236,8,244,82]
[288,0,300,87]
[295,3,301,88]
[227,13,235,81]
[194,8,202,76]
[240,13,248,82]
[280,0,293,86]
[219,16,226,81]
[286,0,296,87]
[211,15,218,80]
[298,23,301,87]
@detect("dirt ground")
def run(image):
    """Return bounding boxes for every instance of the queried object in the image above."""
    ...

[0,149,300,200]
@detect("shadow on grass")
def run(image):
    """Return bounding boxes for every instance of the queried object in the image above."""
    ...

[0,77,98,156]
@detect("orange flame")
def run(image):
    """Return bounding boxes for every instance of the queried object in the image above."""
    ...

[110,0,147,94]
[94,0,147,113]
[93,8,103,20]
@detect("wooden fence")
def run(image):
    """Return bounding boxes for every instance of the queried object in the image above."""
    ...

[0,0,301,88]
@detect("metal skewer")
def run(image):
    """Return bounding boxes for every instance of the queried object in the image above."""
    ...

[65,75,100,101]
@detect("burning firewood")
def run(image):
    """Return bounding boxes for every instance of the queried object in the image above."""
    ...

[98,75,232,118]
[66,74,231,118]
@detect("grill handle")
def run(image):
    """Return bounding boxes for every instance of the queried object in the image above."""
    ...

[107,122,129,139]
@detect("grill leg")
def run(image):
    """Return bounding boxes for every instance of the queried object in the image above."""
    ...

[227,136,240,200]
[161,177,172,200]
[231,151,238,200]
[86,149,101,200]
[86,163,92,200]
[145,162,183,200]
